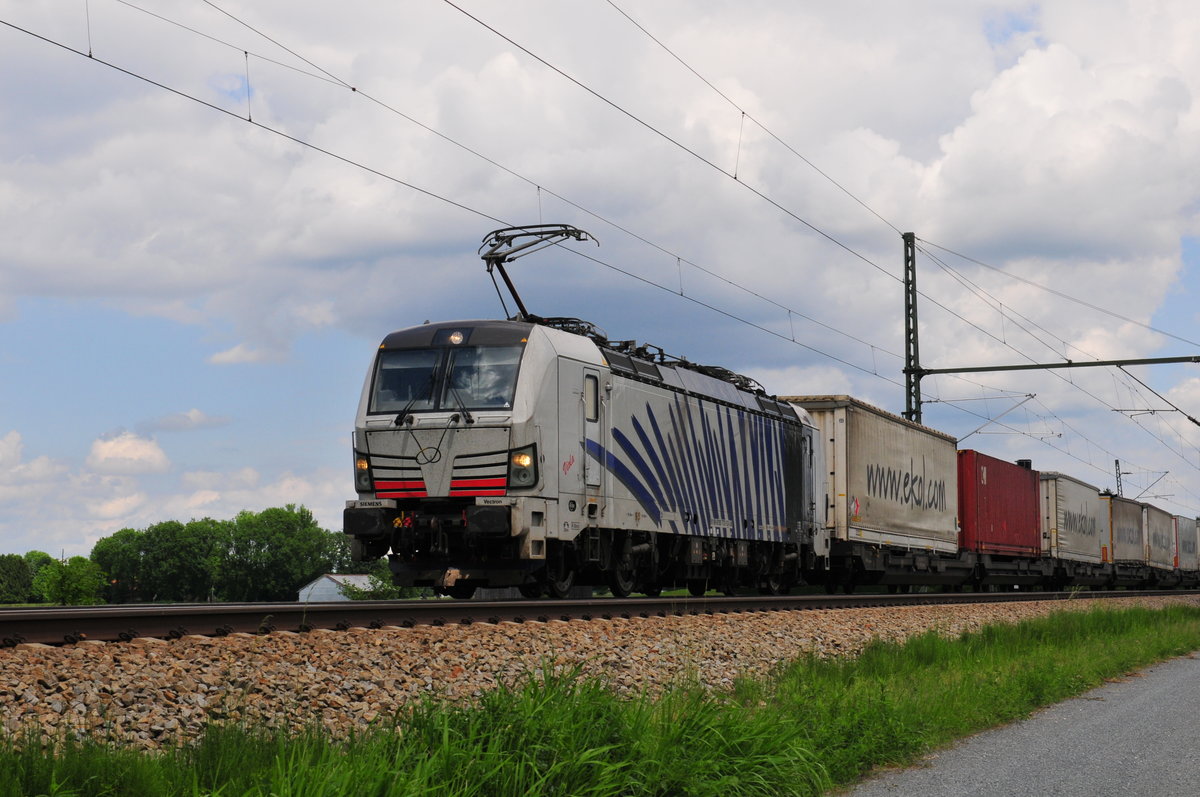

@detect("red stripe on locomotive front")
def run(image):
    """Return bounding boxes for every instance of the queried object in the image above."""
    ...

[375,479,427,499]
[450,478,508,489]
[375,480,426,490]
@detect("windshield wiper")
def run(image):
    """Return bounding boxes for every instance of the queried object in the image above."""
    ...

[394,373,436,426]
[447,385,476,425]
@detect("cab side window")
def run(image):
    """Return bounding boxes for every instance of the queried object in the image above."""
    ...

[584,374,599,422]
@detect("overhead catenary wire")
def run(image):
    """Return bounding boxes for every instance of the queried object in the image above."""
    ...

[111,0,346,87]
[140,0,909,365]
[108,0,1053,408]
[0,16,898,388]
[437,1,1200,426]
[916,242,1200,478]
[600,0,1200,476]
[918,237,1200,349]
[437,0,903,285]
[61,4,1200,402]
[603,0,904,237]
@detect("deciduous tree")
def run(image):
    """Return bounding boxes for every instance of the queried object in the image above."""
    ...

[90,528,146,603]
[32,556,107,605]
[0,554,33,604]
[215,505,346,601]
[139,519,226,602]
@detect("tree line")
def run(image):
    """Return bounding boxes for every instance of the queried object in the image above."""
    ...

[0,505,368,605]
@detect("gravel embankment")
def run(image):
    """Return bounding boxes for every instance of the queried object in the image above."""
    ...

[3,595,1197,749]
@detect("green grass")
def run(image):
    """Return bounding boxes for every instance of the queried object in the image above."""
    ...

[4,604,1200,796]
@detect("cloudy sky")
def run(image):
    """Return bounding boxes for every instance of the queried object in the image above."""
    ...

[3,0,1200,557]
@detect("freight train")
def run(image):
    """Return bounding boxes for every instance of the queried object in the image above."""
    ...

[342,314,1200,598]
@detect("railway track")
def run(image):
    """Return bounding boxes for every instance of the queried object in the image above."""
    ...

[2,589,1187,647]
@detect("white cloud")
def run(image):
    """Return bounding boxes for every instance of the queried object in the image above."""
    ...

[85,432,170,475]
[182,489,222,511]
[92,492,147,520]
[0,431,69,502]
[151,468,346,534]
[0,431,21,470]
[180,468,261,490]
[141,408,230,433]
[208,343,276,364]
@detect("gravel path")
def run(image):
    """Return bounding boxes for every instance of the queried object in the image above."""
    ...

[847,653,1200,797]
[2,595,1196,749]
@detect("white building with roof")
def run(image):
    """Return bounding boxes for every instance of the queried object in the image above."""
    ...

[297,574,374,602]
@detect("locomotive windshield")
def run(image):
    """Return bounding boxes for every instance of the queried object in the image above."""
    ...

[370,345,523,414]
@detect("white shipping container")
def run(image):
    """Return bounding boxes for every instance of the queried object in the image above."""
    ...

[1106,495,1144,564]
[1144,503,1176,570]
[1174,516,1198,572]
[1180,516,1200,573]
[784,395,958,554]
[1041,473,1105,564]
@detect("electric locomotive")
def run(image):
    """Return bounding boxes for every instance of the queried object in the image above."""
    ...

[343,314,830,598]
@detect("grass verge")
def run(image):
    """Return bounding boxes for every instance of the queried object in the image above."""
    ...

[4,603,1199,796]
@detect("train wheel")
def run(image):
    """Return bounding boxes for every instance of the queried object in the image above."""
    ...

[687,579,708,597]
[759,574,788,595]
[607,532,636,598]
[609,566,635,598]
[447,584,477,600]
[546,569,576,599]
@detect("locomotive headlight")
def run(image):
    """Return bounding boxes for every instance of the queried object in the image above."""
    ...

[508,445,538,488]
[354,456,374,492]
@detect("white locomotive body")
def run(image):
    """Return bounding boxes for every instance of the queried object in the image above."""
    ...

[343,318,828,598]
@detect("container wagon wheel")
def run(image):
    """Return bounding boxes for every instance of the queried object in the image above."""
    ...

[546,568,576,599]
[687,579,708,597]
[759,573,789,595]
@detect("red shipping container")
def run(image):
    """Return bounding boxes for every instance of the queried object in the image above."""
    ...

[957,450,1041,557]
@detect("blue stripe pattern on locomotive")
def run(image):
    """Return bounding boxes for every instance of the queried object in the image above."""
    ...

[584,394,792,541]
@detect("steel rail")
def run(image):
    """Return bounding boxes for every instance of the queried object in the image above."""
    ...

[1,590,1190,647]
